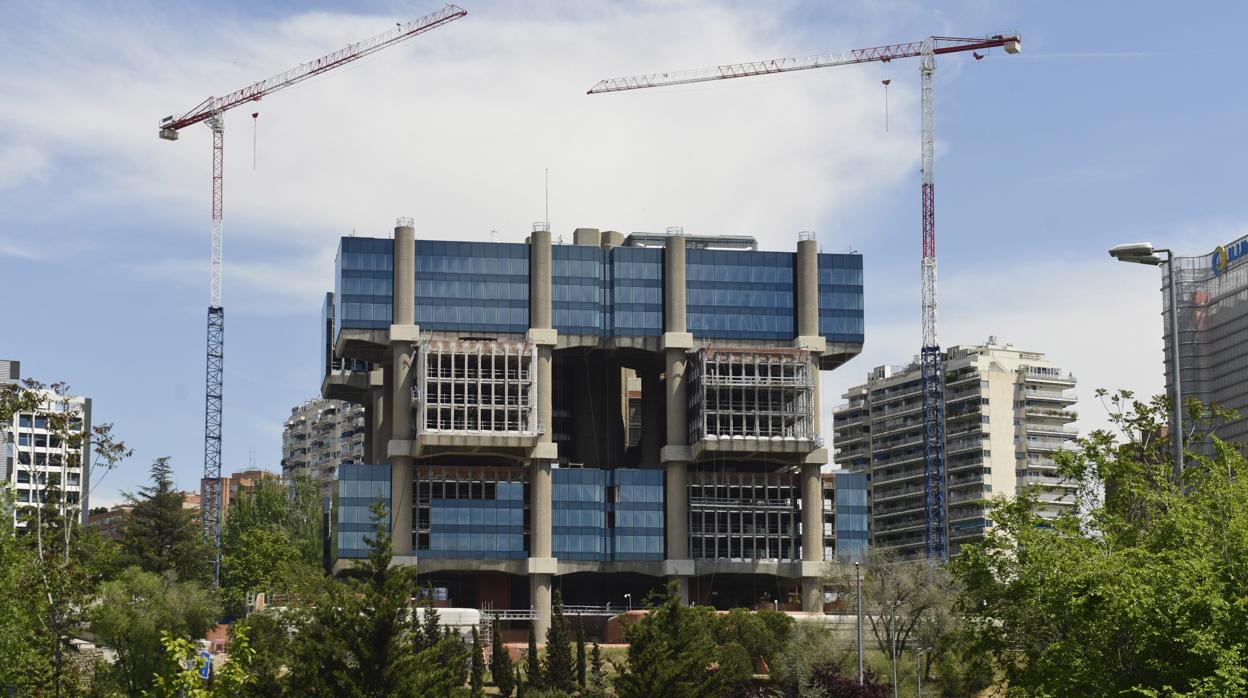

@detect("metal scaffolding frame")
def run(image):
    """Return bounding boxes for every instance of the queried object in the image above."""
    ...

[417,340,538,435]
[687,347,816,444]
[687,470,801,561]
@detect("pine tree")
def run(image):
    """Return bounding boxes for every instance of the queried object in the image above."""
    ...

[544,590,575,691]
[119,457,209,582]
[526,621,541,690]
[492,617,515,698]
[417,589,442,651]
[471,627,485,697]
[576,617,587,688]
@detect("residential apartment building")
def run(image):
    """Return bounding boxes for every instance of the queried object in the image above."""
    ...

[833,337,1078,558]
[86,491,201,540]
[325,222,865,633]
[1,359,93,524]
[201,469,277,523]
[281,398,366,493]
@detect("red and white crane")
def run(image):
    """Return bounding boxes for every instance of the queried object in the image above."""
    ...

[158,4,467,583]
[589,33,1021,561]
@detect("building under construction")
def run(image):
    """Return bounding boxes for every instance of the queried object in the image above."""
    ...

[322,222,864,634]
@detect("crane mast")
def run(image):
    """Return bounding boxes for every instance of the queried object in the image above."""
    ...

[158,4,467,584]
[589,32,1020,561]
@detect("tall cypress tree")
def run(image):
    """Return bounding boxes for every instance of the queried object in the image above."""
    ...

[576,617,587,688]
[544,590,574,691]
[470,627,485,697]
[492,617,515,697]
[526,621,541,690]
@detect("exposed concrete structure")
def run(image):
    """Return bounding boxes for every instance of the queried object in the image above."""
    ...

[325,225,865,617]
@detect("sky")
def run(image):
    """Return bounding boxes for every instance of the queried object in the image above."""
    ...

[2,1,1246,507]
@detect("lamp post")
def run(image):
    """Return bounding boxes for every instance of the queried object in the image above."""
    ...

[884,600,902,698]
[624,593,631,612]
[915,646,928,696]
[855,562,863,686]
[1109,242,1184,479]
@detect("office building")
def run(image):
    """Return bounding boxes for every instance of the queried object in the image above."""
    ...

[1168,235,1248,444]
[324,222,864,632]
[1,359,93,524]
[833,337,1077,558]
[281,398,366,494]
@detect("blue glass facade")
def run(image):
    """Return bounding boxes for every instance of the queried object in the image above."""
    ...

[332,236,863,347]
[415,240,529,334]
[611,247,663,337]
[420,476,527,560]
[336,463,391,559]
[552,246,605,336]
[834,471,870,562]
[818,254,865,344]
[552,468,607,560]
[609,468,665,560]
[687,250,795,340]
[335,237,394,339]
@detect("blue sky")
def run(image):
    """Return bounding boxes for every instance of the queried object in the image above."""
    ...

[2,1,1245,505]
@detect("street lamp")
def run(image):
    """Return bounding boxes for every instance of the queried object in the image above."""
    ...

[915,646,929,697]
[624,593,631,612]
[855,562,863,686]
[1109,242,1184,479]
[883,600,903,698]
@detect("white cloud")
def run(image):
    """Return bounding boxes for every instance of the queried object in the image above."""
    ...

[0,236,41,260]
[0,2,921,254]
[822,256,1166,445]
[0,143,50,189]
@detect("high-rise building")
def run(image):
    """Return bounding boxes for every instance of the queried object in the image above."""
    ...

[833,337,1078,558]
[324,223,864,632]
[0,360,93,525]
[281,398,366,493]
[1168,235,1248,444]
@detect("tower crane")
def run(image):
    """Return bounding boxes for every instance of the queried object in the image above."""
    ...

[158,4,467,583]
[588,33,1021,561]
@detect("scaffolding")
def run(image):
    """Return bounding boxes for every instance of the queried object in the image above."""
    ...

[417,340,538,435]
[688,470,801,561]
[687,347,816,444]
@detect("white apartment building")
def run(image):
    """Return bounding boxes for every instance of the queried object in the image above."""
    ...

[833,337,1078,558]
[281,398,365,494]
[2,359,93,524]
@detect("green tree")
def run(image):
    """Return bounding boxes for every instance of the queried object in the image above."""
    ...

[613,582,751,698]
[120,458,210,583]
[470,626,486,697]
[525,621,541,690]
[586,641,609,698]
[146,627,255,698]
[544,590,574,691]
[219,476,323,615]
[284,502,461,697]
[492,617,515,698]
[229,611,289,698]
[575,617,587,688]
[954,391,1248,696]
[90,566,220,695]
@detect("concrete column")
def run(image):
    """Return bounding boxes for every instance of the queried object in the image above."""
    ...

[664,235,687,334]
[530,229,552,330]
[661,234,693,589]
[640,369,663,467]
[390,222,417,556]
[801,463,823,562]
[665,459,688,559]
[369,372,387,463]
[528,226,555,638]
[801,576,822,612]
[796,238,819,339]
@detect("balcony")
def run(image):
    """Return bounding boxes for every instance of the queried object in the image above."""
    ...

[1026,438,1070,453]
[1024,390,1077,404]
[1022,366,1076,386]
[1025,424,1078,438]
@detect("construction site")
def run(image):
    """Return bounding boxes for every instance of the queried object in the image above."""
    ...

[150,0,1026,642]
[324,225,865,636]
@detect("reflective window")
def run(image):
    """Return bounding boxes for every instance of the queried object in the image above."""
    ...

[818,254,865,344]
